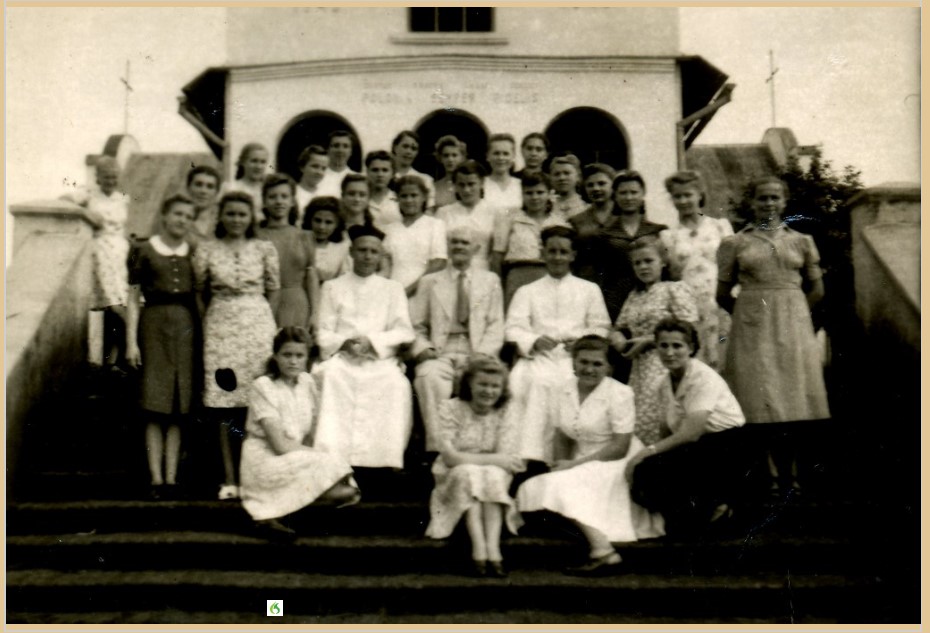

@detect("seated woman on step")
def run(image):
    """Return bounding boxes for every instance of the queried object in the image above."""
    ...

[626,319,746,536]
[516,335,664,576]
[425,356,525,578]
[240,327,360,541]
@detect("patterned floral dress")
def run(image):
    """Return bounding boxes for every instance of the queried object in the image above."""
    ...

[615,281,698,445]
[82,190,130,309]
[193,239,280,408]
[660,216,734,370]
[425,399,524,539]
[240,373,353,521]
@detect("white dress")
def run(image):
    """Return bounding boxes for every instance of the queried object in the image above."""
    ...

[240,374,353,521]
[425,399,524,539]
[516,378,665,542]
[312,272,416,468]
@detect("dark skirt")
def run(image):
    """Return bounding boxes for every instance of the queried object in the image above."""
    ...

[139,303,197,415]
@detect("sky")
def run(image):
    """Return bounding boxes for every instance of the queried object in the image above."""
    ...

[5,5,920,207]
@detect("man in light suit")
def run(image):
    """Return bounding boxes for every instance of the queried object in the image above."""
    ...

[409,225,505,451]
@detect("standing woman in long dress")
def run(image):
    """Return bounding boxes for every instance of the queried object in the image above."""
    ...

[517,336,664,576]
[125,194,199,500]
[611,236,698,446]
[716,177,830,495]
[256,173,318,331]
[193,191,280,500]
[659,171,733,370]
[241,327,359,541]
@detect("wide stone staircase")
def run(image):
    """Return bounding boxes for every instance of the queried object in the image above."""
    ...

[6,366,919,624]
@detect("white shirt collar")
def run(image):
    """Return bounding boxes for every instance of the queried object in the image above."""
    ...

[150,234,190,257]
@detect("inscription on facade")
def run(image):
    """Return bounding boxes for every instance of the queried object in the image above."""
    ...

[359,80,539,109]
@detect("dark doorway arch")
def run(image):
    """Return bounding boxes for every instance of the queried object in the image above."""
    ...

[544,107,629,171]
[412,109,490,179]
[276,111,363,181]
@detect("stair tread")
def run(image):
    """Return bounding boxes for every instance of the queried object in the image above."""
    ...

[8,568,881,589]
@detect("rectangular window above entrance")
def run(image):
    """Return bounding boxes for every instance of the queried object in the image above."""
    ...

[409,7,493,32]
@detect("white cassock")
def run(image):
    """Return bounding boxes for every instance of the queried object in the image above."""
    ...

[314,272,416,468]
[505,273,611,462]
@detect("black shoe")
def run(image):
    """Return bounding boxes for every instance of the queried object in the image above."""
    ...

[148,485,164,501]
[564,551,622,576]
[254,519,297,543]
[470,559,488,577]
[487,560,507,578]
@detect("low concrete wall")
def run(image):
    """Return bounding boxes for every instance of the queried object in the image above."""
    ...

[848,183,920,352]
[7,200,95,496]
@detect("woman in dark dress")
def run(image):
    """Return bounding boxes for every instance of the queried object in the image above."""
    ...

[126,194,200,499]
[569,167,668,322]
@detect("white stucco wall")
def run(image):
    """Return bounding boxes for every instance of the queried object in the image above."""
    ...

[226,7,680,66]
[226,61,682,226]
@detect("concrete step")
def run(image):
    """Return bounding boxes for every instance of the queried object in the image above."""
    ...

[5,530,891,577]
[6,568,898,622]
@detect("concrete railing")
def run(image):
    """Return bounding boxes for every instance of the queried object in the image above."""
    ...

[6,200,96,495]
[848,183,920,353]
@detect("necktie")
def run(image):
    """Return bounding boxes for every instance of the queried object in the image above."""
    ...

[456,271,469,326]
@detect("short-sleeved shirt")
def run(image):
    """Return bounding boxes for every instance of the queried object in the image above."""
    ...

[369,193,402,231]
[383,215,448,289]
[247,373,319,444]
[192,238,281,297]
[492,208,570,264]
[717,225,823,290]
[654,358,745,434]
[552,377,635,459]
[483,176,523,215]
[128,235,195,303]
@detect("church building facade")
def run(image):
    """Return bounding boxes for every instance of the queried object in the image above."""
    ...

[180,7,729,225]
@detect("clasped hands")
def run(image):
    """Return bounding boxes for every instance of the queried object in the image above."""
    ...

[339,336,376,360]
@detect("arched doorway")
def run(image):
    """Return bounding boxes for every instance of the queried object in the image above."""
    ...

[412,109,490,179]
[544,107,629,170]
[276,111,363,181]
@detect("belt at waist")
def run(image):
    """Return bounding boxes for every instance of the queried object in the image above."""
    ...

[142,293,196,307]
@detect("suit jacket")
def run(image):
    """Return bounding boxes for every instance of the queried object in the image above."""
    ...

[409,267,505,359]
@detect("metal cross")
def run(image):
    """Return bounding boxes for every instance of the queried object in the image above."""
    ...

[765,50,779,128]
[120,60,133,135]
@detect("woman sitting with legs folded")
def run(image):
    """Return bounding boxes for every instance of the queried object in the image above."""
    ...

[517,335,664,576]
[240,327,359,541]
[626,319,746,536]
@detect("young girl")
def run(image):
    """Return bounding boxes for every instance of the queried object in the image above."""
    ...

[63,156,131,369]
[660,170,734,370]
[391,130,435,208]
[382,176,447,297]
[303,196,351,283]
[240,327,360,540]
[193,191,280,500]
[223,143,269,222]
[295,145,329,225]
[339,173,375,229]
[126,194,199,500]
[433,135,467,209]
[491,172,569,306]
[435,160,499,271]
[186,165,222,245]
[425,356,525,578]
[365,150,402,230]
[515,132,549,179]
[482,134,522,215]
[611,236,698,446]
[548,154,586,218]
[256,173,319,331]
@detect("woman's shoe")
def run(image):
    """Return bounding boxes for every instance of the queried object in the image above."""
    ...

[218,484,239,500]
[565,551,622,576]
[148,485,164,501]
[487,560,508,578]
[254,518,297,543]
[470,559,488,577]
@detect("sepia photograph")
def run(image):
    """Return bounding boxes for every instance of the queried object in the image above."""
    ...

[5,3,921,625]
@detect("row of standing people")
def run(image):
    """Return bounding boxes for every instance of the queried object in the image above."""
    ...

[72,144,828,571]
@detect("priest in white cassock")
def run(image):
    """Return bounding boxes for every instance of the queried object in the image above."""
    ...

[505,225,611,463]
[313,224,416,469]
[409,225,505,451]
